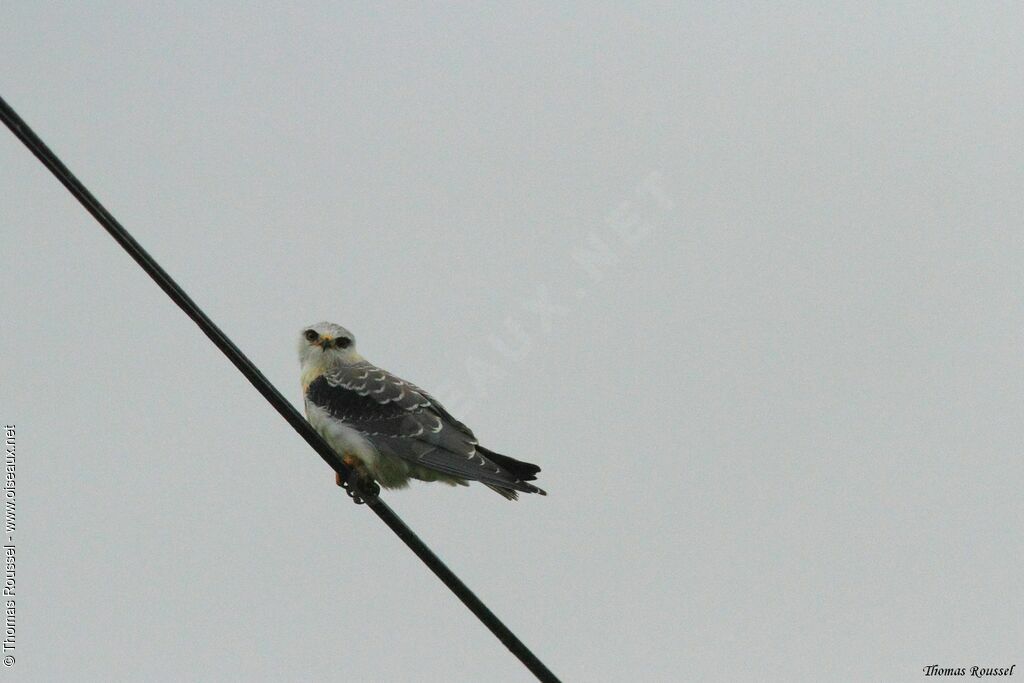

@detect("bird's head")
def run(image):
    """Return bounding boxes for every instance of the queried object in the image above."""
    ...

[298,321,360,368]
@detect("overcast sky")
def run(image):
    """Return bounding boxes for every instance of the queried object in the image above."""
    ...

[2,3,1022,681]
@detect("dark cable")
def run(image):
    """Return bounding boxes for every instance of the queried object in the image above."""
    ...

[1,94,560,683]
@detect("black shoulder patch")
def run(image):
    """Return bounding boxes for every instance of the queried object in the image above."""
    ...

[307,376,411,423]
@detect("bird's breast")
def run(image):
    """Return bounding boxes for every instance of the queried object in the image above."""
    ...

[304,400,380,467]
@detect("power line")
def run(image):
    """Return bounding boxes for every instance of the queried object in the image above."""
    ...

[1,94,560,683]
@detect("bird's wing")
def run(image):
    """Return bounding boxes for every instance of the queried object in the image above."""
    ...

[309,361,534,492]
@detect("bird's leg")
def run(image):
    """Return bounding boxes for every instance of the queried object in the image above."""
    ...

[335,453,359,487]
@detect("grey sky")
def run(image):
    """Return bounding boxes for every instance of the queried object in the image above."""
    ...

[2,3,1021,681]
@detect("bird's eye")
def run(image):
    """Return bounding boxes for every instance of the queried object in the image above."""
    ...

[336,337,351,349]
[303,329,319,342]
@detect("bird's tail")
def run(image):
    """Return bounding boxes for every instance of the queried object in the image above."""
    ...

[478,446,546,500]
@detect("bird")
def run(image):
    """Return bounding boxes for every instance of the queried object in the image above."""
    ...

[299,322,546,500]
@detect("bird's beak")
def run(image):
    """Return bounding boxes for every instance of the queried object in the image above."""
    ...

[316,336,333,350]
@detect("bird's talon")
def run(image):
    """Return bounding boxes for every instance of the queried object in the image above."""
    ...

[344,468,379,504]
